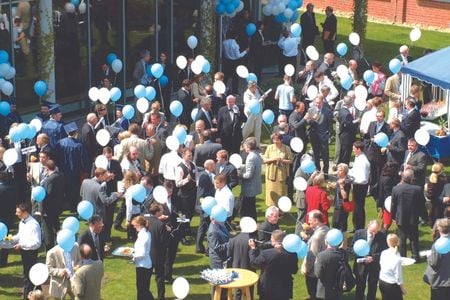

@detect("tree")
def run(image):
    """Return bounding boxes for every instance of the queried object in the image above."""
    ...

[199,0,216,72]
[353,0,368,47]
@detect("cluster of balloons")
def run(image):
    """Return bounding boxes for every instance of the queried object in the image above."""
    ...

[65,0,87,14]
[262,0,303,23]
[200,197,229,222]
[9,121,39,143]
[88,86,122,104]
[282,233,308,258]
[0,50,16,96]
[215,0,244,17]
[190,55,211,75]
[106,53,123,73]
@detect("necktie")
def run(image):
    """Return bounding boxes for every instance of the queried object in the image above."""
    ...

[405,151,412,164]
[367,234,373,245]
[94,233,101,259]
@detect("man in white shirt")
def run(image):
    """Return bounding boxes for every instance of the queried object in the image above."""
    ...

[275,75,295,116]
[214,173,234,219]
[349,141,370,231]
[159,146,183,185]
[314,71,338,105]
[12,202,42,299]
[278,28,300,75]
[222,30,249,94]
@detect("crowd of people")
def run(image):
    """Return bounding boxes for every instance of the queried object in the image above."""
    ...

[0,3,449,300]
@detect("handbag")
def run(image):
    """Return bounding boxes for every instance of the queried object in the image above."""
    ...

[342,200,354,213]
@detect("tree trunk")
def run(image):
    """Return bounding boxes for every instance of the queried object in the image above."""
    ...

[353,0,368,48]
[199,0,216,72]
[37,0,55,102]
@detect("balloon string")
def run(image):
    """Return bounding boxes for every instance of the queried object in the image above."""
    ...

[158,82,165,113]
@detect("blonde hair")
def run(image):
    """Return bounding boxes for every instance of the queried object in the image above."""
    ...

[123,170,138,189]
[131,215,148,229]
[313,173,325,186]
[386,233,399,253]
[429,162,444,184]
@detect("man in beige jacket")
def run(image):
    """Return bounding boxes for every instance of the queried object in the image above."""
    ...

[71,244,104,300]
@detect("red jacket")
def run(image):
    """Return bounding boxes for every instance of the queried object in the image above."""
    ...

[305,185,331,225]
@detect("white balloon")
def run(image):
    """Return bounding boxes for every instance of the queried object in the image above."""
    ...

[236,65,249,79]
[136,97,149,113]
[349,32,360,46]
[78,2,87,14]
[95,129,111,147]
[94,155,109,169]
[305,46,319,61]
[414,128,430,146]
[172,277,190,299]
[278,196,292,213]
[336,65,349,79]
[290,137,304,153]
[409,28,421,42]
[284,64,295,77]
[262,5,272,16]
[88,87,99,102]
[236,1,244,13]
[213,81,226,94]
[191,59,203,75]
[306,85,318,100]
[65,3,76,13]
[229,153,243,169]
[3,148,18,166]
[384,196,392,213]
[354,85,368,101]
[354,97,367,112]
[293,177,307,191]
[29,263,49,286]
[176,55,187,69]
[195,55,206,63]
[98,87,110,104]
[166,135,180,152]
[153,185,168,204]
[30,118,42,132]
[240,217,257,233]
[191,107,199,122]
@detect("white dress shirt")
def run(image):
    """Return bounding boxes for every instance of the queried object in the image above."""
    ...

[125,190,142,222]
[175,161,196,188]
[318,76,339,103]
[158,151,182,181]
[215,185,234,217]
[360,107,377,134]
[223,39,247,60]
[349,153,370,185]
[278,36,300,57]
[133,229,152,269]
[379,248,403,285]
[13,215,41,250]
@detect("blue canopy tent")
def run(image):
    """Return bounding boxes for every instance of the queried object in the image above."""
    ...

[401,46,450,159]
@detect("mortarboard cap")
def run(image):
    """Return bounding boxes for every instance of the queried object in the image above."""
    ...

[63,122,78,134]
[49,104,61,114]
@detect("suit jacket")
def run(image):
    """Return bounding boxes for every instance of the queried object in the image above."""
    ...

[71,260,104,300]
[424,242,450,289]
[28,162,44,187]
[81,122,98,162]
[304,225,329,276]
[240,151,262,197]
[384,74,400,103]
[338,106,358,146]
[365,121,390,162]
[352,229,387,277]
[288,110,308,143]
[387,129,407,165]
[250,30,264,62]
[227,232,254,270]
[401,109,421,139]
[249,247,298,300]
[300,11,319,42]
[207,221,229,268]
[315,248,348,299]
[41,171,65,219]
[391,182,424,226]
[307,106,333,142]
[217,105,246,140]
[46,244,81,299]
[178,88,193,127]
[216,162,238,190]
[105,159,123,194]
[117,135,154,164]
[193,140,222,167]
[196,170,215,203]
[133,59,148,85]
[404,150,427,186]
[195,108,214,130]
[79,178,118,218]
[145,214,168,265]
[322,13,337,40]
[258,220,280,243]
[77,229,106,261]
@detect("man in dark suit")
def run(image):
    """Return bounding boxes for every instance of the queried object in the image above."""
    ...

[258,206,281,246]
[217,95,247,155]
[338,96,359,165]
[352,220,387,300]
[321,6,337,54]
[404,138,427,187]
[81,113,100,164]
[195,160,216,254]
[250,21,266,81]
[195,98,218,139]
[300,3,319,64]
[132,49,151,85]
[400,97,421,139]
[387,118,407,169]
[215,150,238,190]
[178,79,193,128]
[40,160,64,250]
[78,215,106,261]
[193,131,222,168]
[305,95,333,173]
[249,230,298,300]
[297,61,317,100]
[364,111,390,196]
[390,169,423,261]
[145,202,168,300]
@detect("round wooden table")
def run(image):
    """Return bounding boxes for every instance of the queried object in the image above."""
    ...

[212,268,259,300]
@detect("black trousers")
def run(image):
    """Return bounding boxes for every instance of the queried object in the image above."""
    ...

[153,262,166,300]
[369,159,384,196]
[310,137,330,174]
[114,199,126,226]
[196,213,210,252]
[431,287,450,300]
[323,39,335,54]
[379,280,403,300]
[338,142,352,166]
[41,215,59,251]
[305,275,318,299]
[136,267,154,300]
[223,58,239,94]
[355,265,380,300]
[164,236,180,279]
[103,203,115,241]
[352,184,368,230]
[21,249,38,300]
[240,196,257,221]
[397,224,420,259]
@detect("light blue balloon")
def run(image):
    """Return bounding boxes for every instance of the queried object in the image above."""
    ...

[300,159,316,174]
[146,86,156,101]
[363,70,375,84]
[32,186,46,202]
[336,43,348,56]
[210,205,228,222]
[262,109,275,125]
[374,132,389,148]
[107,53,117,65]
[33,80,47,97]
[201,196,217,216]
[1,81,13,96]
[389,58,402,74]
[246,23,256,36]
[62,217,80,234]
[0,101,11,116]
[326,229,343,247]
[25,124,37,140]
[0,50,8,64]
[340,74,353,90]
[282,234,302,253]
[134,85,146,98]
[434,237,450,255]
[0,63,9,75]
[246,73,258,83]
[9,127,20,143]
[122,105,135,120]
[202,60,211,74]
[0,222,7,240]
[111,59,123,73]
[57,229,76,252]
[169,100,183,117]
[151,63,164,79]
[71,0,80,7]
[353,239,370,257]
[173,126,187,144]
[77,200,94,220]
[110,87,122,102]
[130,184,146,203]
[290,23,302,37]
[187,36,198,49]
[16,123,28,140]
[297,241,308,259]
[248,100,261,115]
